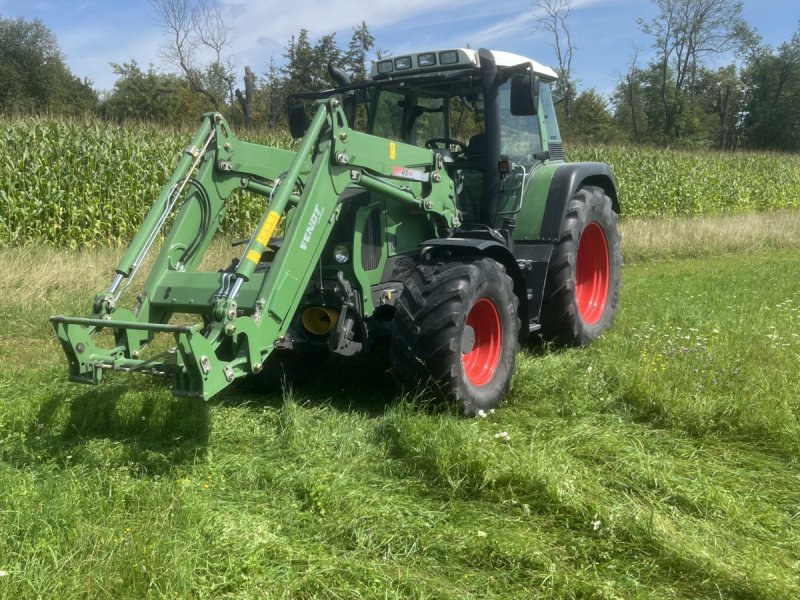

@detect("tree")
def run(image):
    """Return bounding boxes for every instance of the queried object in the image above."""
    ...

[613,49,647,142]
[344,21,376,81]
[531,0,577,120]
[739,26,800,151]
[149,0,236,112]
[0,16,97,114]
[235,66,256,128]
[702,64,744,150]
[263,57,286,128]
[638,0,745,140]
[565,89,620,144]
[101,60,208,123]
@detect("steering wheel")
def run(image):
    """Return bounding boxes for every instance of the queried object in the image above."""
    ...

[424,137,467,153]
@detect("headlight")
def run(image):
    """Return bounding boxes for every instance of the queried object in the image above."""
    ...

[417,52,436,67]
[394,56,412,71]
[333,244,350,264]
[439,50,459,65]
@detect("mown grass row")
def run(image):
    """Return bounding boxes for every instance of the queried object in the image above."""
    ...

[2,117,800,247]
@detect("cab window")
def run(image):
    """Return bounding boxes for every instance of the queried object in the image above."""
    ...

[498,75,543,166]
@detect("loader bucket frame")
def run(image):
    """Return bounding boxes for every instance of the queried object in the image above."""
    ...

[51,98,456,399]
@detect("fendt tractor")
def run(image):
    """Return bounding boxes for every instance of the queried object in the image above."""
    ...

[51,48,621,415]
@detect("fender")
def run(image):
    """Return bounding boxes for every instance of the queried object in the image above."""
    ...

[538,162,620,242]
[419,237,552,340]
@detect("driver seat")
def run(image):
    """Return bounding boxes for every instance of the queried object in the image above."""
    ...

[453,133,487,225]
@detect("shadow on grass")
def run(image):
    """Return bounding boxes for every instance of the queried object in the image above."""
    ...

[25,382,210,475]
[228,346,405,418]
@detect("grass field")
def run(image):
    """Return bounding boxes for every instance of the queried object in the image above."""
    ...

[1,215,799,599]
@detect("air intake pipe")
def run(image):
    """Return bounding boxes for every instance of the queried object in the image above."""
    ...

[478,48,501,229]
[328,63,356,125]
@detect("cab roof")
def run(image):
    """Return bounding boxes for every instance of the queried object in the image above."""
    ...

[370,48,558,81]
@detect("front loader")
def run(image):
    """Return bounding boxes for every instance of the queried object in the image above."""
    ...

[51,48,621,415]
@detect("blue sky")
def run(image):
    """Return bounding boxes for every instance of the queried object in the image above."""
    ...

[1,0,797,96]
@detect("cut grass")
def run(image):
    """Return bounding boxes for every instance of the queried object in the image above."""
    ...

[620,209,800,263]
[1,215,799,598]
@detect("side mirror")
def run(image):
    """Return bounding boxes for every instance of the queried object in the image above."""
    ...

[510,73,539,116]
[288,103,307,139]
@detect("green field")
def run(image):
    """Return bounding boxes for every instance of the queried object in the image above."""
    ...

[1,219,799,598]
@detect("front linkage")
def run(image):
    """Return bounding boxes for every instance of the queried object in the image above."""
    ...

[51,99,457,399]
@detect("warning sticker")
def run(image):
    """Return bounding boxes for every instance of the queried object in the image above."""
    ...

[391,166,430,182]
[256,210,280,246]
[245,249,262,264]
[389,142,396,160]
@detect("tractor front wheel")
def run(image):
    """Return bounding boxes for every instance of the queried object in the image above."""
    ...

[390,258,519,415]
[540,186,621,346]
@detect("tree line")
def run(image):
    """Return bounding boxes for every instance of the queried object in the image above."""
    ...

[538,0,800,152]
[1,0,799,152]
[0,3,375,131]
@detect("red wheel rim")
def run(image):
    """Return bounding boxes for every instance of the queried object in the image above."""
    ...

[575,222,610,325]
[462,298,502,386]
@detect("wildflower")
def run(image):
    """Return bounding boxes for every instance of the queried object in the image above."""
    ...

[0,570,7,577]
[591,514,602,531]
[476,530,487,538]
[494,431,510,441]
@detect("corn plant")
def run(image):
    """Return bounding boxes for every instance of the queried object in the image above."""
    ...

[570,144,800,218]
[0,118,295,247]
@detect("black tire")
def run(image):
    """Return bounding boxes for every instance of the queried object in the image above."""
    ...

[540,186,621,346]
[390,257,519,415]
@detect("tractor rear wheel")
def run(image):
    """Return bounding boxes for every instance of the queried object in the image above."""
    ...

[390,258,519,415]
[540,186,621,346]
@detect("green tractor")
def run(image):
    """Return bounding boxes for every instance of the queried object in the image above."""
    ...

[51,48,621,415]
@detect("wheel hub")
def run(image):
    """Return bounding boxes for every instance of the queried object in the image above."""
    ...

[575,222,610,325]
[462,298,502,386]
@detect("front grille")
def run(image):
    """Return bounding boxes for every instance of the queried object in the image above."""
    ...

[549,141,564,161]
[361,208,381,271]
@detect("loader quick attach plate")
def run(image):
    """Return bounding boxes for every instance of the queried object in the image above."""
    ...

[49,315,236,400]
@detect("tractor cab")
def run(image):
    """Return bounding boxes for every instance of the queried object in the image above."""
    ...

[291,48,562,230]
[347,49,561,229]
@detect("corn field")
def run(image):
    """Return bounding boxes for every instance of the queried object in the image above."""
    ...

[570,144,800,218]
[1,117,799,247]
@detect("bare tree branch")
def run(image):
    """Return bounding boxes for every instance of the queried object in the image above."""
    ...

[532,0,577,117]
[639,0,744,137]
[149,0,236,111]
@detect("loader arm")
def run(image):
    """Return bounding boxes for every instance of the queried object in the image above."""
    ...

[51,99,457,399]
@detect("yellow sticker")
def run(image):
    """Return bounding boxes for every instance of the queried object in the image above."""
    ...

[256,210,281,246]
[389,142,396,160]
[245,249,262,264]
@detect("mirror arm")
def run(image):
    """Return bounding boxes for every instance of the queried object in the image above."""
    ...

[497,62,532,84]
